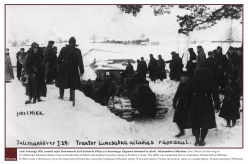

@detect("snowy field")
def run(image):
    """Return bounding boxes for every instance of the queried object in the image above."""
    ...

[6,66,242,148]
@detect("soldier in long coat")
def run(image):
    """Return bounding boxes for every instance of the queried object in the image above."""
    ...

[205,51,215,75]
[173,71,190,137]
[16,48,25,80]
[43,41,56,84]
[186,48,197,79]
[125,61,134,78]
[219,77,240,127]
[23,42,47,104]
[154,55,166,81]
[185,64,220,146]
[213,46,228,92]
[137,57,147,78]
[6,48,14,82]
[56,37,84,101]
[147,54,157,82]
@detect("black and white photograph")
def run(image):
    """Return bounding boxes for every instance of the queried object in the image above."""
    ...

[5,4,243,150]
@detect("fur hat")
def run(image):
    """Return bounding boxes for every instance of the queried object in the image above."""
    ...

[171,51,176,55]
[68,37,78,46]
[217,46,222,50]
[31,42,39,49]
[228,46,234,51]
[48,40,55,45]
[20,48,25,51]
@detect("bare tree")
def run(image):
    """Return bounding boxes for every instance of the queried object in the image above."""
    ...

[140,34,146,39]
[90,35,97,43]
[225,20,239,46]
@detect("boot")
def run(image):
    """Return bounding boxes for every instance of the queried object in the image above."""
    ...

[199,129,208,146]
[59,88,64,100]
[175,124,185,138]
[193,128,200,146]
[232,120,237,127]
[226,119,231,127]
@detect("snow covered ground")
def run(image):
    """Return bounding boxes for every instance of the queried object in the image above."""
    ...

[6,67,243,148]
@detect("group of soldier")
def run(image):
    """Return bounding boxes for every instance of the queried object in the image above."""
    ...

[14,37,84,104]
[172,45,243,147]
[125,53,183,82]
[9,39,243,147]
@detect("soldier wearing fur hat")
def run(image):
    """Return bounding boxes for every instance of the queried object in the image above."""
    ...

[43,40,56,84]
[172,71,190,137]
[23,42,47,104]
[56,37,84,101]
[185,63,220,146]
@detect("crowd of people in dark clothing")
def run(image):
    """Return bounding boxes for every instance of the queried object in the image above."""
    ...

[13,37,84,104]
[172,45,243,147]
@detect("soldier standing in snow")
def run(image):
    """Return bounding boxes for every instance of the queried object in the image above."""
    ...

[23,42,47,104]
[205,51,215,75]
[56,37,84,101]
[185,48,197,79]
[173,71,190,137]
[43,40,56,84]
[219,77,240,127]
[6,48,14,82]
[213,46,228,92]
[16,48,25,80]
[125,61,134,78]
[185,63,220,146]
[166,52,182,81]
[196,45,206,69]
[154,55,166,81]
[137,57,147,78]
[147,54,157,82]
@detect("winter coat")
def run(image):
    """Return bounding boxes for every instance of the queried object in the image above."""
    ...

[154,59,167,80]
[23,50,47,98]
[148,57,157,80]
[186,49,197,78]
[214,52,228,72]
[205,57,215,75]
[56,45,84,90]
[6,53,14,81]
[196,51,206,68]
[173,81,190,129]
[169,56,183,80]
[43,45,57,83]
[137,61,147,78]
[185,67,220,129]
[219,82,240,120]
[16,51,25,78]
[125,64,134,78]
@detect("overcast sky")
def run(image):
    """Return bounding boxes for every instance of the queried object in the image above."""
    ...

[6,5,242,43]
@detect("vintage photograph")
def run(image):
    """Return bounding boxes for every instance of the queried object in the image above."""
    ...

[5,4,243,148]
